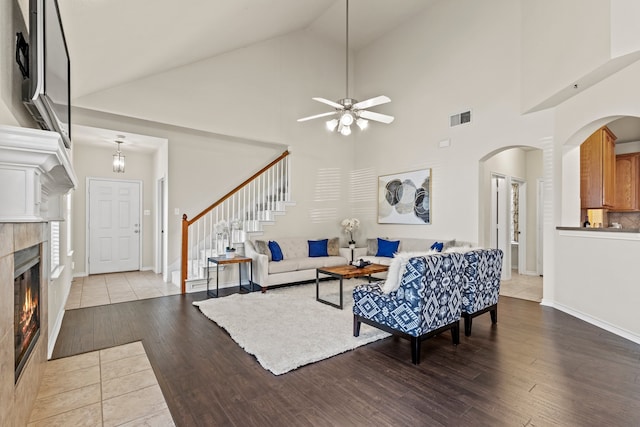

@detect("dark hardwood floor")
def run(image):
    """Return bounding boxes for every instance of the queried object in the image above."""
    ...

[53,290,640,426]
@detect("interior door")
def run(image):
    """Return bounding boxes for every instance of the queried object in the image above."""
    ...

[491,175,510,280]
[88,179,141,274]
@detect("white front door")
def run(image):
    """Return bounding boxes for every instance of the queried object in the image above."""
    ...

[88,178,141,274]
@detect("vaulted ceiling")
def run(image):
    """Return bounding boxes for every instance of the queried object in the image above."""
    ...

[55,0,436,100]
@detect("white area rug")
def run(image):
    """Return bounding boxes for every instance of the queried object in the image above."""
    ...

[193,280,390,375]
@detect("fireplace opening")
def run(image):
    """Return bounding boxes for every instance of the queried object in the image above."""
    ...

[14,244,41,383]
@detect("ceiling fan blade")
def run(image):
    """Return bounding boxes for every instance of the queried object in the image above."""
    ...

[312,97,344,109]
[359,110,395,124]
[297,111,337,122]
[352,95,391,110]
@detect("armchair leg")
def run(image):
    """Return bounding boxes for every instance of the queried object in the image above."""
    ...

[463,314,472,337]
[353,315,361,337]
[410,337,421,365]
[490,307,498,324]
[451,321,460,345]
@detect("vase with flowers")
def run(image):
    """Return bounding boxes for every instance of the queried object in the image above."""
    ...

[341,217,360,248]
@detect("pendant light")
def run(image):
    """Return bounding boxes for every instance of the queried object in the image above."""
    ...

[113,136,125,173]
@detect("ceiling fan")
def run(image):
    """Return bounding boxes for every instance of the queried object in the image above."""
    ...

[297,0,394,136]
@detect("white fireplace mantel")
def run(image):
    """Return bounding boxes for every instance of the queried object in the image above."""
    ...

[0,125,78,222]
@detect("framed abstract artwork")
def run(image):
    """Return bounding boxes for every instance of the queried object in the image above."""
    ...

[378,168,431,224]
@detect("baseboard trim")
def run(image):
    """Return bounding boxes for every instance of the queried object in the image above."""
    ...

[542,300,640,345]
[48,307,65,359]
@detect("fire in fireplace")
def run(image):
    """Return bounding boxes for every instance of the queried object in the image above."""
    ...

[14,244,41,383]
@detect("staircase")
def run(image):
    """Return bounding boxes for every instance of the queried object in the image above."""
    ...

[179,150,292,293]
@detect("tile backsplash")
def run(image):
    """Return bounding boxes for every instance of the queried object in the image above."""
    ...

[608,212,640,229]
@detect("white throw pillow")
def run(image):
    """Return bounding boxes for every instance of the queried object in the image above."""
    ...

[381,251,438,294]
[444,246,483,254]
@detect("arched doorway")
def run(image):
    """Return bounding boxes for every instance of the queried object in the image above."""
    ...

[479,146,544,302]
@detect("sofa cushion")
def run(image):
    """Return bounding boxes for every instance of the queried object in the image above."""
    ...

[327,237,340,256]
[268,241,284,261]
[376,238,400,257]
[269,258,298,274]
[308,239,329,257]
[366,238,378,256]
[254,240,272,261]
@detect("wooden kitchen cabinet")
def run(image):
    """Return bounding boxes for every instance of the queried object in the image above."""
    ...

[614,153,640,210]
[580,126,617,209]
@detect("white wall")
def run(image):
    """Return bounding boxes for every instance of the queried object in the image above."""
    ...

[550,48,640,344]
[71,29,367,270]
[47,204,74,357]
[525,149,543,273]
[73,30,346,144]
[555,231,640,341]
[0,0,34,127]
[352,0,552,245]
[152,138,169,278]
[521,0,610,111]
[611,0,640,57]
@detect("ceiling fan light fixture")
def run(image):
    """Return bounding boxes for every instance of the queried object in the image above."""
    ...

[326,119,339,131]
[340,112,354,126]
[296,0,394,134]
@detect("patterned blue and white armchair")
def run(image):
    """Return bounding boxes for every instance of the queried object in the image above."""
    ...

[461,249,504,336]
[352,253,465,364]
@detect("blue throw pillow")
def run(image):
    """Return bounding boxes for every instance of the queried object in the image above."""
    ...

[308,239,329,257]
[268,241,283,261]
[430,241,444,252]
[376,238,400,258]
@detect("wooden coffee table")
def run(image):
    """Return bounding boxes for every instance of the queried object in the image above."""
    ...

[316,263,389,309]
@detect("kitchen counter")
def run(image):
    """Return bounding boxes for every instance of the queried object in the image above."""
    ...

[556,226,640,233]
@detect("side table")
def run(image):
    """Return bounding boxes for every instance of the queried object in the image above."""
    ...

[206,256,254,298]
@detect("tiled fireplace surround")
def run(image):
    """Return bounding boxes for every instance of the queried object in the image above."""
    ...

[0,222,49,426]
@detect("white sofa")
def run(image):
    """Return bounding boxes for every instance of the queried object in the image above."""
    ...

[244,237,351,290]
[355,237,458,266]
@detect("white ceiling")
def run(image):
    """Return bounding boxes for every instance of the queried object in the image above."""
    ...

[73,125,165,153]
[57,0,434,99]
[47,1,640,148]
[52,0,435,149]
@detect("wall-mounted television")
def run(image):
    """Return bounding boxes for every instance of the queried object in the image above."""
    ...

[20,0,71,148]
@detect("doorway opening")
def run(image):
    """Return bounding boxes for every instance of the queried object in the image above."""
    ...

[480,146,543,301]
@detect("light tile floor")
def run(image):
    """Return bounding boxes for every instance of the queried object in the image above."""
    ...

[66,271,181,310]
[500,271,543,302]
[28,341,175,426]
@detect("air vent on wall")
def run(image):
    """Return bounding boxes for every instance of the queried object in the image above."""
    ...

[450,110,472,127]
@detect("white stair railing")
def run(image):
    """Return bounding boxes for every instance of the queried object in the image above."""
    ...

[180,151,290,293]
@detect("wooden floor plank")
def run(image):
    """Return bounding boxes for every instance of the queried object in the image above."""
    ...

[53,292,640,426]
